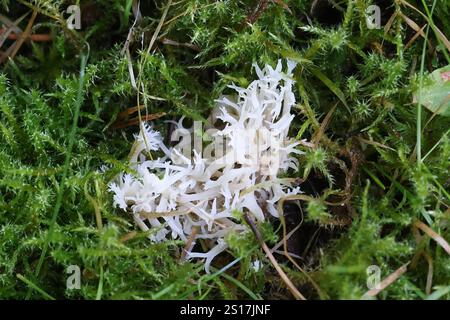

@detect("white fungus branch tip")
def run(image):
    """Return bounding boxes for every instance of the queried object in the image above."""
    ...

[109,60,303,272]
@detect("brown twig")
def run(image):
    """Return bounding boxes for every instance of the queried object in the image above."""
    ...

[0,28,52,42]
[276,206,326,298]
[245,0,269,26]
[422,252,433,295]
[413,220,450,256]
[180,226,199,261]
[243,212,306,300]
[160,37,201,51]
[10,9,37,60]
[312,103,337,146]
[362,262,410,298]
[116,105,167,122]
[0,12,29,47]
[119,231,138,243]
[238,0,291,31]
[112,112,166,129]
[410,223,434,294]
[357,137,396,151]
[398,0,450,53]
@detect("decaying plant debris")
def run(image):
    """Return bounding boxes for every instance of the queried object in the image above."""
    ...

[0,0,449,300]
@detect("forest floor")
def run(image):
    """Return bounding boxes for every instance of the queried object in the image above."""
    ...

[0,0,449,300]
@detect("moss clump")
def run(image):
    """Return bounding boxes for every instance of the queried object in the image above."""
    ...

[0,0,449,299]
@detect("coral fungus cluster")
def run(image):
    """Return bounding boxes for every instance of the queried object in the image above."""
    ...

[109,60,302,272]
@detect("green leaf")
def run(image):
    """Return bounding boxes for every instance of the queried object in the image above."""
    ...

[309,67,350,113]
[414,65,450,117]
[426,286,450,300]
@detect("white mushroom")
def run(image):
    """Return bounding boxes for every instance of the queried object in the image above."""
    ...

[109,60,303,272]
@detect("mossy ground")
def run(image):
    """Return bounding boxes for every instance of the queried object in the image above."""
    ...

[0,0,449,300]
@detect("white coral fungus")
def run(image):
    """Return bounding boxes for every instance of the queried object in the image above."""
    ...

[109,60,302,273]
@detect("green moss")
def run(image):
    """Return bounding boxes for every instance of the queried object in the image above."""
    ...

[0,0,449,300]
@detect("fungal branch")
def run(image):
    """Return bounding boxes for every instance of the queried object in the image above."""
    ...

[109,60,303,273]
